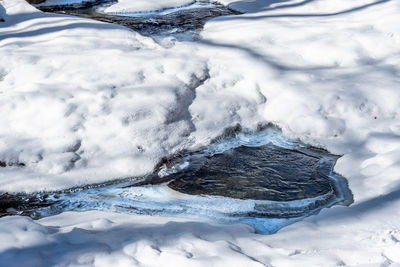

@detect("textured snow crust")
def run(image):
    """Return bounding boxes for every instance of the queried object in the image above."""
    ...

[0,0,211,192]
[1,0,400,265]
[34,0,97,7]
[1,206,400,266]
[196,0,400,203]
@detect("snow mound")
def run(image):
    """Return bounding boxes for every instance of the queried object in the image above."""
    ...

[1,208,400,266]
[0,0,210,192]
[196,0,400,203]
[35,0,97,7]
[103,0,196,14]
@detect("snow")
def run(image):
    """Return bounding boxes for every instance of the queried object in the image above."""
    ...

[1,206,400,266]
[0,0,209,192]
[194,0,400,204]
[1,0,400,265]
[35,0,97,7]
[103,0,196,14]
[35,0,196,12]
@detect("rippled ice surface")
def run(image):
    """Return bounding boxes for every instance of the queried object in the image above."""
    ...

[1,127,353,234]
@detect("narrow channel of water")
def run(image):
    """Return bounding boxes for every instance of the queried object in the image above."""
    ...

[35,0,239,41]
[1,127,353,234]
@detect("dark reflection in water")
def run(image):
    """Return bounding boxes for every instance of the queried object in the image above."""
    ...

[167,145,333,201]
[0,193,52,218]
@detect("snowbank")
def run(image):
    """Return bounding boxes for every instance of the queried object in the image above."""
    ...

[0,0,209,192]
[195,0,400,203]
[35,0,195,11]
[35,0,97,7]
[103,0,195,14]
[1,207,400,266]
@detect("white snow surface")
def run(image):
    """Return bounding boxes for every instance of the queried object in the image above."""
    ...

[1,0,400,265]
[0,0,211,192]
[1,206,400,266]
[103,0,195,14]
[35,0,97,7]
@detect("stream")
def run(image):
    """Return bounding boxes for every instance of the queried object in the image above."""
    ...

[1,126,353,234]
[35,0,239,42]
[0,1,354,234]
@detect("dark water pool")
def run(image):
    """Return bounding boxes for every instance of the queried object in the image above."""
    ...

[0,128,353,233]
[166,145,333,201]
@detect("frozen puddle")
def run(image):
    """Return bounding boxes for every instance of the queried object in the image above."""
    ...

[35,0,238,40]
[0,128,353,234]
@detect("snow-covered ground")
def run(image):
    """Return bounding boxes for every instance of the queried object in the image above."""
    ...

[103,0,196,14]
[35,0,197,13]
[34,0,97,7]
[196,0,400,204]
[1,204,400,266]
[0,0,210,192]
[1,0,400,265]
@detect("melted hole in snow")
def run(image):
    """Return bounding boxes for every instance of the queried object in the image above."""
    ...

[0,128,353,234]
